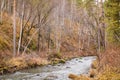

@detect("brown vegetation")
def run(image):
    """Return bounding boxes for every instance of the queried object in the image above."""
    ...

[69,74,91,80]
[96,45,120,80]
[0,54,48,75]
[69,45,120,80]
[0,0,119,79]
[98,45,120,70]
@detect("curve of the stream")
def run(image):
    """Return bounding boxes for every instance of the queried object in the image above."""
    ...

[0,56,96,80]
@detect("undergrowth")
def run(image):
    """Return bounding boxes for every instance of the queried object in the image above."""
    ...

[69,45,120,80]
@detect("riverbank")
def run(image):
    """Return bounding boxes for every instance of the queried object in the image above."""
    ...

[0,56,96,80]
[0,51,95,75]
[69,45,120,80]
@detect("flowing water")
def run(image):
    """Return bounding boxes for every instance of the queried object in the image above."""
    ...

[0,56,96,80]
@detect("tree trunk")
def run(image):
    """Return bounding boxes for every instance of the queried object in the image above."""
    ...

[13,0,16,56]
[37,28,40,53]
[0,0,4,24]
[17,1,24,55]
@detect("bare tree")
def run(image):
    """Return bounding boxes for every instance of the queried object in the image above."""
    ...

[17,0,25,55]
[0,0,4,24]
[13,0,16,56]
[22,0,53,54]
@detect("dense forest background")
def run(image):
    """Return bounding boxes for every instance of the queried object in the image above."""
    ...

[0,0,120,79]
[0,0,119,55]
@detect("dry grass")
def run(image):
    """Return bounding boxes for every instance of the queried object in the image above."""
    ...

[0,12,36,53]
[96,66,120,80]
[69,45,120,80]
[99,45,120,71]
[95,45,120,80]
[0,49,88,75]
[0,54,49,74]
[69,74,91,80]
[89,69,97,78]
[91,60,98,69]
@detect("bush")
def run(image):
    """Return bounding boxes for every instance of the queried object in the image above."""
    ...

[48,52,62,60]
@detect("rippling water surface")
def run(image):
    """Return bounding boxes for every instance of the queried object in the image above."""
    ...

[0,56,96,80]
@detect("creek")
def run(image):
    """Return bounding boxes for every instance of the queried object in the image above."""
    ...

[0,56,96,80]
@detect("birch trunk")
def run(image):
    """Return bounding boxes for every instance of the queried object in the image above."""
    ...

[17,1,24,55]
[0,0,4,24]
[13,0,16,56]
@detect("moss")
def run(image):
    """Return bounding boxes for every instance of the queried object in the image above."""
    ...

[59,59,66,63]
[52,61,59,65]
[54,52,62,59]
[50,58,66,65]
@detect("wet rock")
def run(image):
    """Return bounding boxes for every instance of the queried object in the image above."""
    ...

[66,66,71,68]
[57,64,61,66]
[79,61,83,63]
[76,59,79,61]
[36,74,40,76]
